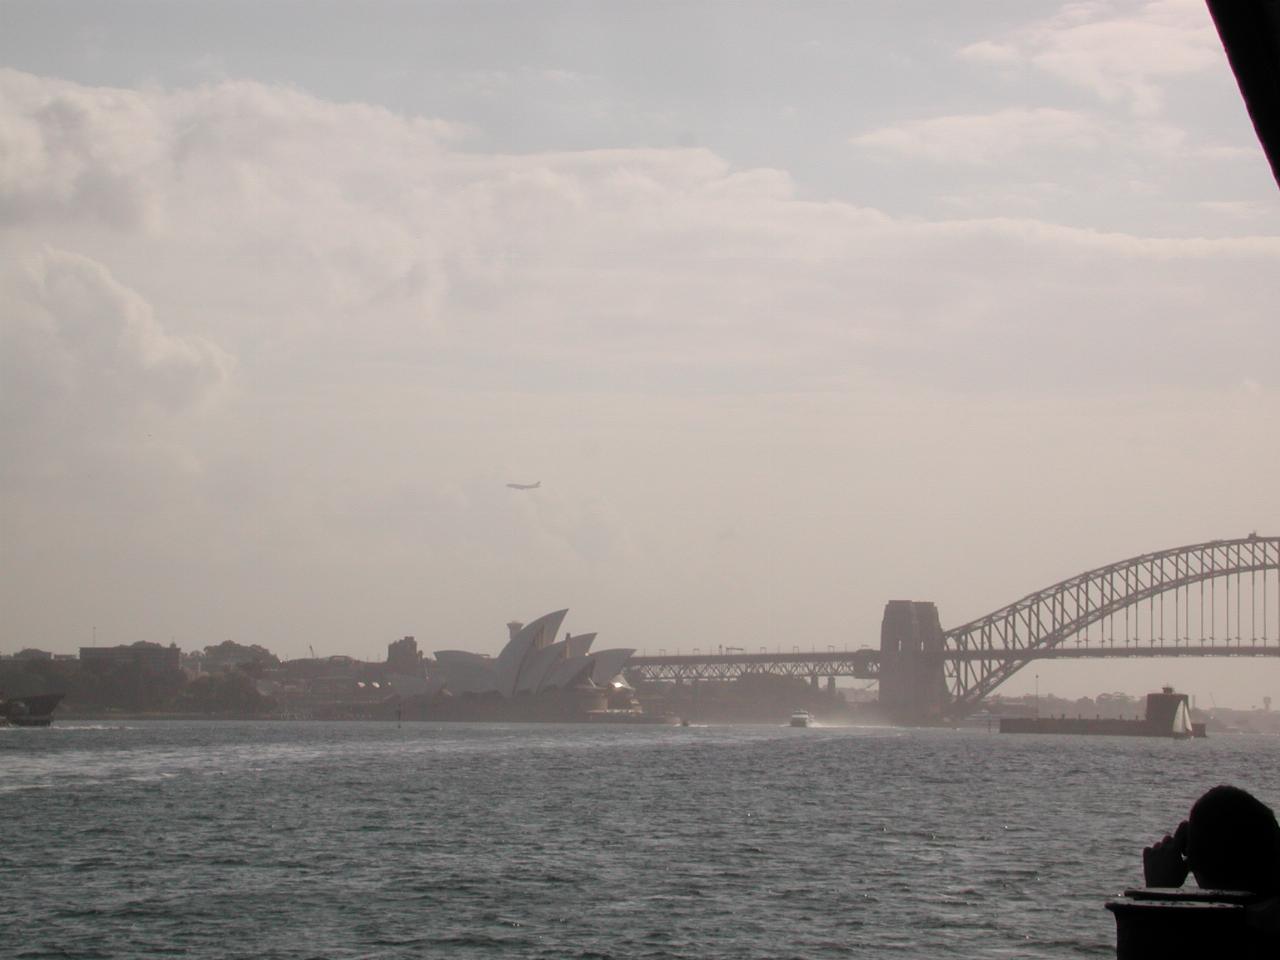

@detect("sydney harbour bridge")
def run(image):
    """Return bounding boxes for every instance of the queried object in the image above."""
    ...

[624,535,1280,722]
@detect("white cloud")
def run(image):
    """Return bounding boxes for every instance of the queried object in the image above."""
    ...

[957,40,1022,66]
[1,246,232,456]
[0,71,169,229]
[958,0,1222,116]
[2,68,1276,400]
[851,108,1102,163]
[1195,199,1269,221]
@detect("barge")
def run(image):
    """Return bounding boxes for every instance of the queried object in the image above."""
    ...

[999,687,1205,738]
[0,692,65,727]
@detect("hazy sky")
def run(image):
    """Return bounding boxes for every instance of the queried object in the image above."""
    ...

[2,0,1277,706]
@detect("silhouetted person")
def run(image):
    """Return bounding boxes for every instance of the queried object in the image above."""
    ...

[1143,785,1280,895]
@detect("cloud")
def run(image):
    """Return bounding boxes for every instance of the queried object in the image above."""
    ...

[2,67,1277,402]
[876,3,1252,214]
[1,247,232,454]
[851,108,1102,163]
[0,70,168,229]
[1195,200,1269,221]
[957,0,1222,116]
[958,40,1021,66]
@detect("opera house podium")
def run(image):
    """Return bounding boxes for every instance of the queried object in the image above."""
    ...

[1106,887,1270,959]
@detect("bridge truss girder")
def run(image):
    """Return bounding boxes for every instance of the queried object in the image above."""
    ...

[943,536,1279,715]
[626,651,879,685]
[949,644,1279,661]
[625,642,1279,688]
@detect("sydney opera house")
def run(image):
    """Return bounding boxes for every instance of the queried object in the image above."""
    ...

[399,610,655,721]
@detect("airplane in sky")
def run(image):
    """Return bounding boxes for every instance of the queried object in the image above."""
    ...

[506,481,541,490]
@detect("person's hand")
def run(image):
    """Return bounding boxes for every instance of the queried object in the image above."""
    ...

[1143,820,1190,887]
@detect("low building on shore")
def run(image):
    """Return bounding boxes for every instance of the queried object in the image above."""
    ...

[80,641,181,674]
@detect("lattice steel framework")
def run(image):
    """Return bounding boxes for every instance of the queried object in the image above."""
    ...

[626,650,879,684]
[945,536,1279,714]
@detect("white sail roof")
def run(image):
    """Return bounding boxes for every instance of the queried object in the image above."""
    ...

[516,640,568,694]
[543,653,597,690]
[565,632,595,658]
[492,609,568,698]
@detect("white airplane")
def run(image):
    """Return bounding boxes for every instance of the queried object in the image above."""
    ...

[506,481,541,490]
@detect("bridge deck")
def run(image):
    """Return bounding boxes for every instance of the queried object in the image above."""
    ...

[627,650,880,680]
[948,644,1278,660]
[625,644,1278,682]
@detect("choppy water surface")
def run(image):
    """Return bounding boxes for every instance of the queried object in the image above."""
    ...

[3,722,1278,959]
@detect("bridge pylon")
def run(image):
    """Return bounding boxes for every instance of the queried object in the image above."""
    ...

[878,600,947,723]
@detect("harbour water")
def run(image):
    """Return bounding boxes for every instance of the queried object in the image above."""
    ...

[4,721,1278,959]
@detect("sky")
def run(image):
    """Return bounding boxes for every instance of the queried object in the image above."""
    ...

[1,0,1277,707]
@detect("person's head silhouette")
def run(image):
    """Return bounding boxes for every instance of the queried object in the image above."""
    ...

[1185,785,1280,895]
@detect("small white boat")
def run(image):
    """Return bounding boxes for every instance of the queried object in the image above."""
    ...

[789,709,812,728]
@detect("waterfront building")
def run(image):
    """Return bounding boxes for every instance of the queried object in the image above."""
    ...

[79,641,181,674]
[386,636,423,675]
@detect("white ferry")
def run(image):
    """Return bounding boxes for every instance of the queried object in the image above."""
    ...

[789,709,812,728]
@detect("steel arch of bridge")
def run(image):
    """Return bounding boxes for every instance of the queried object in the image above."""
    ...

[945,535,1279,714]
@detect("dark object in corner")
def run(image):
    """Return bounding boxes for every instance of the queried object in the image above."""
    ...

[1113,786,1280,956]
[1106,888,1274,959]
[1205,0,1280,188]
